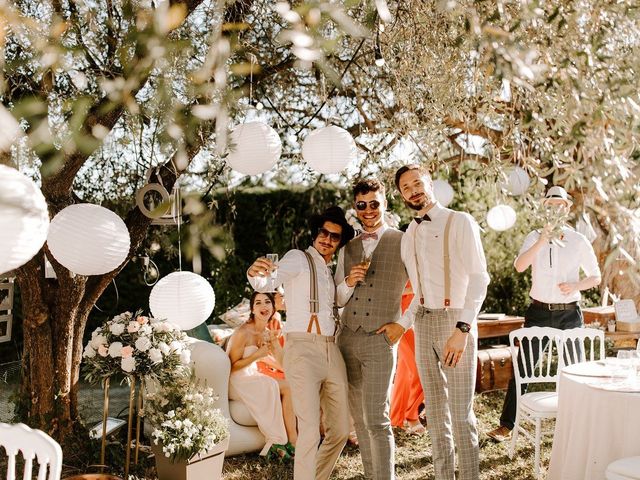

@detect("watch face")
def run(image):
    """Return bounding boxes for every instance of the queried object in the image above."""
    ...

[457,322,470,333]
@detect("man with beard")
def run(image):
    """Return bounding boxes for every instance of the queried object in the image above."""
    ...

[395,164,490,480]
[334,178,408,480]
[247,206,355,480]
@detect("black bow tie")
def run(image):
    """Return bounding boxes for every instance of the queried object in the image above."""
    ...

[414,213,431,224]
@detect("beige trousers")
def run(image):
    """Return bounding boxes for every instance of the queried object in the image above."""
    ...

[284,332,350,480]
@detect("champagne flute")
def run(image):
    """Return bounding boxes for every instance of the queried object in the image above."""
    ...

[358,251,372,286]
[266,253,279,290]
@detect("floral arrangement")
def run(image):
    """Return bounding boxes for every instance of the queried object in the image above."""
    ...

[82,310,191,384]
[536,204,570,246]
[145,375,229,463]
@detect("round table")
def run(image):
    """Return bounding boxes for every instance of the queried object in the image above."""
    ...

[547,360,640,480]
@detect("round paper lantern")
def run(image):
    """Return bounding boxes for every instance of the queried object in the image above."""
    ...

[0,165,49,275]
[149,271,215,330]
[487,204,517,231]
[226,121,282,175]
[47,204,130,275]
[433,179,455,207]
[302,125,357,174]
[507,167,530,195]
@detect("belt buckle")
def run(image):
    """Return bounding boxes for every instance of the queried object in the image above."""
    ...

[549,303,561,311]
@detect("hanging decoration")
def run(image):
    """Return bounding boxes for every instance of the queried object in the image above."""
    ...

[0,165,50,275]
[149,271,215,331]
[47,204,131,276]
[302,125,357,174]
[507,167,531,196]
[225,121,282,175]
[135,168,180,226]
[487,204,517,231]
[432,179,455,207]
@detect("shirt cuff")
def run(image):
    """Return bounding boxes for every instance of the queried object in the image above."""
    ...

[397,310,415,330]
[336,279,355,307]
[459,308,477,327]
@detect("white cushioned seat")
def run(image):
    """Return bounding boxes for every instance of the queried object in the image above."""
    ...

[520,391,558,414]
[229,400,258,427]
[606,456,640,480]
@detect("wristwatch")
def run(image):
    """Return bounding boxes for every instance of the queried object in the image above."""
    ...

[456,321,471,333]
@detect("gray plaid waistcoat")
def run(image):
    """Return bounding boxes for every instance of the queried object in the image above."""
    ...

[341,229,408,331]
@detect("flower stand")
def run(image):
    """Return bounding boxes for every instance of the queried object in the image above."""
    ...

[151,437,229,480]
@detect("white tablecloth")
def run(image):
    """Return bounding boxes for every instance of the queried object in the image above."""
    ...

[547,361,640,479]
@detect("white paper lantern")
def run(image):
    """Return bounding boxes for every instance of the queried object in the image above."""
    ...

[47,204,130,276]
[487,204,517,231]
[433,179,455,207]
[226,121,282,175]
[507,167,531,195]
[149,271,215,330]
[0,165,49,275]
[302,125,357,174]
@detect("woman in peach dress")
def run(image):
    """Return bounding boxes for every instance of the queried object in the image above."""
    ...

[227,291,297,457]
[390,281,426,434]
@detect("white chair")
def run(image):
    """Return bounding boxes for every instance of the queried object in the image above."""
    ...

[560,327,605,367]
[508,326,563,479]
[606,456,640,479]
[0,422,63,480]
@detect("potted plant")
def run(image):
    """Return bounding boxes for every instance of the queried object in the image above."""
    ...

[145,375,230,480]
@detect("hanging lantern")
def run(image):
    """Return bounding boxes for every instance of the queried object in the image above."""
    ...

[226,121,282,175]
[487,204,517,231]
[302,125,357,174]
[433,179,455,207]
[0,165,50,275]
[47,204,130,276]
[507,167,530,196]
[149,271,215,330]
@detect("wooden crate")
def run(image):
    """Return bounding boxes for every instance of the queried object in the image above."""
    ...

[477,316,525,339]
[582,306,616,327]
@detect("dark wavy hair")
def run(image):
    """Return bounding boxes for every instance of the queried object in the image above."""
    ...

[248,291,276,322]
[353,178,385,198]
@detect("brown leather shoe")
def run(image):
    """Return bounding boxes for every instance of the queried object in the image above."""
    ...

[487,426,512,442]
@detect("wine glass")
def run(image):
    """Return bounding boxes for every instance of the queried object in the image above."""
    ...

[358,251,372,286]
[616,350,632,378]
[266,253,279,290]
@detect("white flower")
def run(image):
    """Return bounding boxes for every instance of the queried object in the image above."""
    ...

[121,356,136,373]
[90,334,107,349]
[169,340,183,353]
[109,323,125,335]
[180,349,191,365]
[108,342,123,358]
[149,348,163,364]
[158,342,170,355]
[167,410,175,418]
[135,336,152,352]
[139,324,153,336]
[127,321,140,333]
[83,345,96,358]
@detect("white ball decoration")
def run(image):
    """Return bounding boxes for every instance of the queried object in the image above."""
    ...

[149,271,215,330]
[302,125,357,174]
[507,167,530,195]
[432,179,455,207]
[487,204,517,231]
[47,204,130,276]
[226,121,282,175]
[0,165,49,275]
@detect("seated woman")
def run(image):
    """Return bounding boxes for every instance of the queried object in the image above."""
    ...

[258,286,286,379]
[226,291,297,458]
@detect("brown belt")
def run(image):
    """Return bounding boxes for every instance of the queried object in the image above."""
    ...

[531,298,579,311]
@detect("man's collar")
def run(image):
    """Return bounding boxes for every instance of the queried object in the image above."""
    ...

[359,223,387,238]
[306,245,330,264]
[423,202,445,220]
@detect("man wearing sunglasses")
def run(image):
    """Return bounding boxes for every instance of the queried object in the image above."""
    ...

[395,164,490,480]
[334,178,409,480]
[247,206,355,480]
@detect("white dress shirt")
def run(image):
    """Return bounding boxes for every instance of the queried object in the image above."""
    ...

[400,203,490,328]
[247,246,338,336]
[334,224,389,307]
[521,226,601,303]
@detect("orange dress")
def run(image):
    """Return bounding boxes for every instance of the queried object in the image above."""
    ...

[257,314,286,380]
[390,287,425,427]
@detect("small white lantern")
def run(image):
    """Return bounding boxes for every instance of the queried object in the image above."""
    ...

[149,271,215,330]
[433,179,455,207]
[226,121,282,175]
[47,204,130,276]
[487,204,517,231]
[0,165,49,275]
[507,167,530,196]
[302,125,357,174]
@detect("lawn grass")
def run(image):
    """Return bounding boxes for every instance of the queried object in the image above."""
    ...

[222,390,549,479]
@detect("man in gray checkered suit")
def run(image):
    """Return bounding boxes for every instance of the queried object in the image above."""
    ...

[396,164,490,480]
[335,178,410,480]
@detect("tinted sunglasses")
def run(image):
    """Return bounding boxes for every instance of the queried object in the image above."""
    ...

[318,227,342,242]
[355,200,381,211]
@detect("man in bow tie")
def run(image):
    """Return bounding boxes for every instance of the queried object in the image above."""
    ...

[395,164,490,480]
[334,178,409,480]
